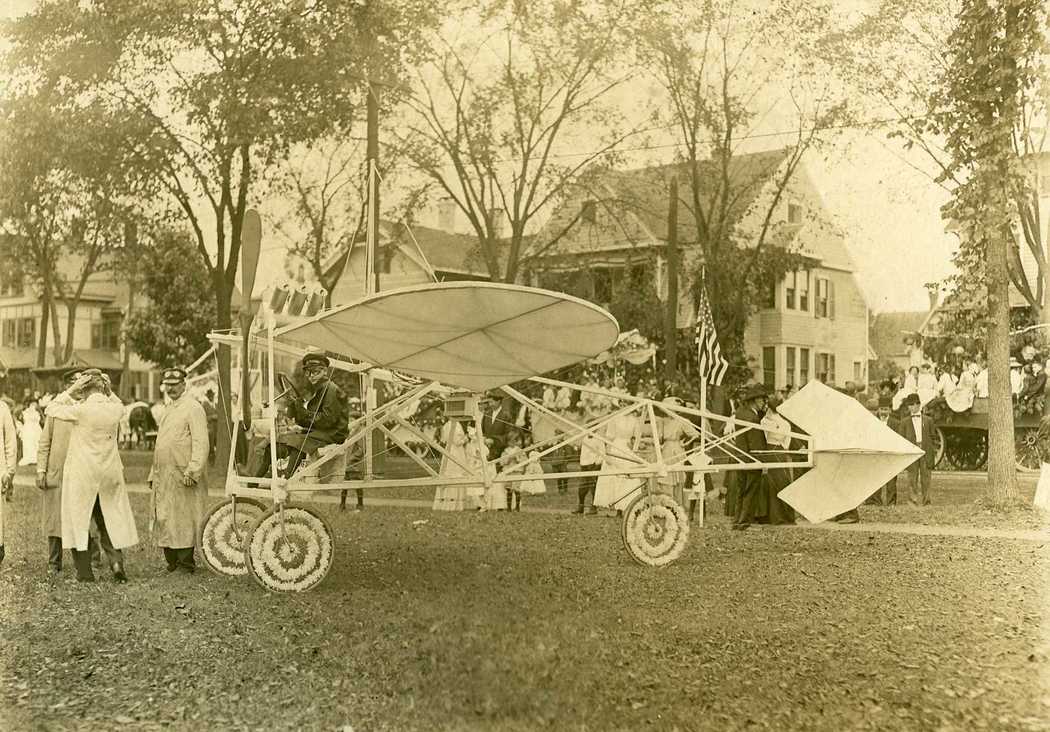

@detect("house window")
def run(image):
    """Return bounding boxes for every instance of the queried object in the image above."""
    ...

[0,270,23,298]
[853,360,863,384]
[800,348,810,384]
[91,315,122,351]
[761,280,776,310]
[798,270,810,311]
[581,200,597,223]
[762,347,776,389]
[785,271,796,310]
[591,268,614,304]
[816,277,835,318]
[14,317,35,348]
[786,347,796,389]
[816,352,836,384]
[1,320,13,347]
[788,202,803,224]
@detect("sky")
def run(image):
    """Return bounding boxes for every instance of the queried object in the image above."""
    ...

[0,0,961,314]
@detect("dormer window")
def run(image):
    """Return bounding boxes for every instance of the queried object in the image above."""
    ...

[581,200,597,223]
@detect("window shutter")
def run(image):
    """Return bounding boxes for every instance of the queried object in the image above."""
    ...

[829,280,836,319]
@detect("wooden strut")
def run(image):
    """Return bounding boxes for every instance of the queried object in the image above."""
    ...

[218,338,815,504]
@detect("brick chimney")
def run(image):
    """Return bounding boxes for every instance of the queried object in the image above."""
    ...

[437,198,456,232]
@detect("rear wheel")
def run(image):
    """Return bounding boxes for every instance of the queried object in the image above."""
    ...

[944,429,988,471]
[1015,427,1042,473]
[199,497,269,577]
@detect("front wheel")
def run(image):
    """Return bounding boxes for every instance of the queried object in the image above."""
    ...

[245,505,335,592]
[620,493,690,567]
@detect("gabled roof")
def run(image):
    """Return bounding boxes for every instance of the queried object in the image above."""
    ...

[530,147,858,275]
[322,220,502,283]
[385,222,501,276]
[869,311,929,359]
[596,147,793,244]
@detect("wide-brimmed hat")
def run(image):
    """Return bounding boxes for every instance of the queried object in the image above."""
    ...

[62,367,84,382]
[740,383,768,403]
[901,393,921,407]
[161,367,187,386]
[301,352,330,369]
[878,395,893,408]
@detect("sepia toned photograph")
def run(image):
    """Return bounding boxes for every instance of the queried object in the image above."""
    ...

[0,0,1048,730]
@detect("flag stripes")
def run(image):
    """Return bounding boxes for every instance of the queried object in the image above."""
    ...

[696,278,729,386]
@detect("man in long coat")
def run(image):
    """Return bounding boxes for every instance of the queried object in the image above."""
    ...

[149,368,210,574]
[36,367,101,574]
[45,370,137,582]
[732,384,769,531]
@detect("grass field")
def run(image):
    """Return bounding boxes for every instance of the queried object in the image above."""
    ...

[2,486,1049,731]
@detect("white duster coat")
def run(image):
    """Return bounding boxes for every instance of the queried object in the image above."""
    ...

[148,393,209,549]
[46,392,139,551]
[0,400,17,545]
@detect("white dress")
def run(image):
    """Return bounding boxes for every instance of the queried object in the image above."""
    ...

[433,421,481,511]
[593,414,642,509]
[518,452,547,495]
[18,405,42,466]
[917,373,938,406]
[45,392,139,551]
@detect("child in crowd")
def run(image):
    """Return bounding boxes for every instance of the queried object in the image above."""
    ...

[517,449,547,509]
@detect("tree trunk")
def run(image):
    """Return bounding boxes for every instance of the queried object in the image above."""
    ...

[120,222,137,400]
[986,226,1019,506]
[120,277,136,400]
[62,300,78,364]
[37,286,50,368]
[663,177,679,389]
[48,294,63,365]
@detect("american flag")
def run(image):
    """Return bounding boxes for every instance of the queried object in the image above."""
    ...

[695,277,729,386]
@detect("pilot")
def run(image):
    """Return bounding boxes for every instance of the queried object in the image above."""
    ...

[250,352,349,478]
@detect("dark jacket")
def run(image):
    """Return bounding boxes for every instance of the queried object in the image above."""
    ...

[289,379,348,446]
[896,412,935,469]
[733,405,769,455]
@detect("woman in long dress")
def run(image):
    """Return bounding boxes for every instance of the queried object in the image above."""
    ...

[758,399,797,525]
[593,408,642,512]
[656,399,699,508]
[45,371,138,582]
[433,419,481,511]
[18,400,42,466]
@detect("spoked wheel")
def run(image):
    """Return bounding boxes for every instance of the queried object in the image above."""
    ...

[245,505,335,592]
[199,497,269,577]
[933,427,946,468]
[1015,427,1042,474]
[945,428,988,471]
[620,492,690,567]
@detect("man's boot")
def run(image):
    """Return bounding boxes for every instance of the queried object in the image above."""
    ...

[47,536,62,573]
[72,550,95,582]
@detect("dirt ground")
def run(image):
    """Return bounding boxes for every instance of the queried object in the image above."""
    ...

[2,486,1049,731]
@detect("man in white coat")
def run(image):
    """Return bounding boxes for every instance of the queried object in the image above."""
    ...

[149,367,209,574]
[45,369,138,583]
[36,367,100,574]
[0,392,17,565]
